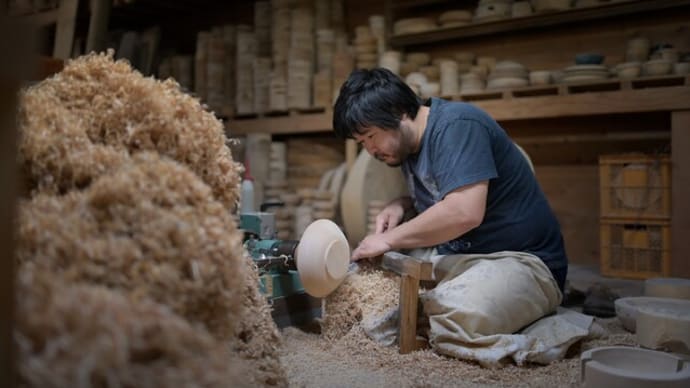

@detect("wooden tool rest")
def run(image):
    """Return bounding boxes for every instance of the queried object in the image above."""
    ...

[381,251,435,354]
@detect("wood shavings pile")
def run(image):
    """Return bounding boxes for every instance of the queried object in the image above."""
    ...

[15,266,256,388]
[281,263,638,387]
[16,154,244,340]
[18,50,241,209]
[15,53,287,387]
[232,256,290,386]
[321,264,400,341]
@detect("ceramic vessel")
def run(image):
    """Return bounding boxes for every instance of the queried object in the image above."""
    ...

[616,62,641,79]
[643,59,673,76]
[575,53,605,65]
[674,62,690,75]
[529,70,552,85]
[511,1,533,17]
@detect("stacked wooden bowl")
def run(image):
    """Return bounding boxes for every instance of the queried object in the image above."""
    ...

[288,7,314,109]
[460,72,485,93]
[316,28,335,73]
[439,59,459,96]
[287,138,344,190]
[173,55,193,92]
[269,1,289,112]
[253,57,271,114]
[313,70,332,109]
[393,17,436,35]
[235,26,257,115]
[315,0,330,29]
[455,51,475,74]
[194,31,209,103]
[366,200,387,235]
[353,26,378,69]
[487,60,529,90]
[312,190,337,221]
[369,14,386,56]
[295,189,315,238]
[220,26,236,112]
[254,1,271,57]
[474,0,512,23]
[439,10,473,28]
[269,141,287,182]
[380,50,402,75]
[331,47,354,104]
[399,52,429,78]
[331,0,345,32]
[274,202,295,240]
[206,30,226,113]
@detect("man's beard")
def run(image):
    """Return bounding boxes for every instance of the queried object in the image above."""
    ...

[374,150,404,167]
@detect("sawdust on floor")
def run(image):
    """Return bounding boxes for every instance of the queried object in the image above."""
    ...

[281,268,637,387]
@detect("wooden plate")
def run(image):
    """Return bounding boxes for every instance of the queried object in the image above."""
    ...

[340,149,408,245]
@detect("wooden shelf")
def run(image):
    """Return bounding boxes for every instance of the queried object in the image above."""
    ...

[226,111,334,136]
[389,0,461,10]
[226,79,690,135]
[389,0,690,48]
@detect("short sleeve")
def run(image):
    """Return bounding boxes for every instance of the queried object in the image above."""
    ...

[430,118,498,199]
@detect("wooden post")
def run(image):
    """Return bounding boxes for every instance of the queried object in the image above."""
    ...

[0,15,31,388]
[53,0,79,59]
[345,139,357,172]
[382,252,433,354]
[398,274,421,354]
[85,0,112,54]
[671,110,690,278]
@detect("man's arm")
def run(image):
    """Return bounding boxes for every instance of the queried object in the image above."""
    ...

[351,181,488,260]
[375,196,413,234]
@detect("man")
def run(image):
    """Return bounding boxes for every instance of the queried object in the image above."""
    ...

[333,68,574,366]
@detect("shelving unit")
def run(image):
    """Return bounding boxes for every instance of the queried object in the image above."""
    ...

[387,0,690,48]
[227,76,690,134]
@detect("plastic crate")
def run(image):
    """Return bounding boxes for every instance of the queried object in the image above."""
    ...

[599,154,671,220]
[600,219,671,279]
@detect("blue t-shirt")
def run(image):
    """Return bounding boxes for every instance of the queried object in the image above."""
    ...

[402,98,567,283]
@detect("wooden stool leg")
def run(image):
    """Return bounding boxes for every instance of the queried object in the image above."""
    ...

[398,274,420,354]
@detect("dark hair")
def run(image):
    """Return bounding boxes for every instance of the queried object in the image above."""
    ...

[332,68,422,139]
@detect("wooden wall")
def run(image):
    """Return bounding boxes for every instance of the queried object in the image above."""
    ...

[0,15,33,388]
[536,165,600,266]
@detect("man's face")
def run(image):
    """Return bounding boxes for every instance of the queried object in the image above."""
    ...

[352,124,413,167]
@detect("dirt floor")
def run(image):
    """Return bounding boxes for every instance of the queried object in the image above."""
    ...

[280,316,635,387]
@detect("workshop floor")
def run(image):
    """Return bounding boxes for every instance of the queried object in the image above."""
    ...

[279,264,640,387]
[567,263,644,298]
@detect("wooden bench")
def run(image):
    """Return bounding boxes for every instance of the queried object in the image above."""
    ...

[381,251,434,354]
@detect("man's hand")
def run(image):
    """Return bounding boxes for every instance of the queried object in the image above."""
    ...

[375,201,405,234]
[351,233,392,261]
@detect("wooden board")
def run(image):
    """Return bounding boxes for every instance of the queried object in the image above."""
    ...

[340,149,408,245]
[245,133,272,207]
[536,165,600,266]
[0,17,27,387]
[53,0,78,59]
[671,111,690,278]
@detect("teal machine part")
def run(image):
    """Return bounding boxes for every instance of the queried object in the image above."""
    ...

[244,238,304,298]
[240,210,322,328]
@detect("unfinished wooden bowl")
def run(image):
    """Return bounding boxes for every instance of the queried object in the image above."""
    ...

[340,149,408,245]
[615,296,690,333]
[637,300,690,354]
[581,346,690,388]
[295,219,350,297]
